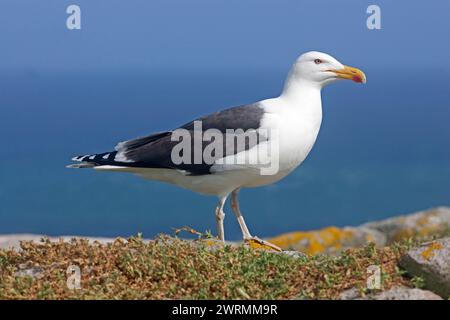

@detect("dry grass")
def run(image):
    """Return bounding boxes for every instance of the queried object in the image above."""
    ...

[0,234,414,300]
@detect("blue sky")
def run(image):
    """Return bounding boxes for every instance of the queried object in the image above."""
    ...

[1,0,449,73]
[0,1,449,237]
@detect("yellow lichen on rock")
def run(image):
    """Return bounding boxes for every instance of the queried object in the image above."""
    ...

[392,210,448,242]
[363,207,450,244]
[420,242,444,261]
[267,227,354,255]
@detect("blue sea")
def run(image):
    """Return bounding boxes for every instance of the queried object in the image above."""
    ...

[1,68,449,240]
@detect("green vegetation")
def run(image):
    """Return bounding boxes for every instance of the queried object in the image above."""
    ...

[0,234,415,300]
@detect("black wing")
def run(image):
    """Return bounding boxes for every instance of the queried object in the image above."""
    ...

[71,103,267,175]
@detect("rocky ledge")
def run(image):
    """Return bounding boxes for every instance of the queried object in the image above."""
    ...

[267,206,450,255]
[399,237,450,298]
[1,206,449,300]
[339,236,450,300]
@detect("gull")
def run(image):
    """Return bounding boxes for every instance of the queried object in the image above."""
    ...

[68,51,366,249]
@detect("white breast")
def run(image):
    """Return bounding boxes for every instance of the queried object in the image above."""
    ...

[259,89,323,173]
[211,89,323,190]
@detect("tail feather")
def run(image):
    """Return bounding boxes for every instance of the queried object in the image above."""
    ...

[68,131,172,170]
[67,151,118,169]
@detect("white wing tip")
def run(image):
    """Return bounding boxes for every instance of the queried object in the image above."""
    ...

[66,163,96,169]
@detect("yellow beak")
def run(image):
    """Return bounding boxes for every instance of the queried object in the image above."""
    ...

[329,65,366,83]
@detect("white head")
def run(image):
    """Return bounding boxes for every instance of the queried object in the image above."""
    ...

[286,51,366,89]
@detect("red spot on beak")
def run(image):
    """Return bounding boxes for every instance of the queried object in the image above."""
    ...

[352,75,363,83]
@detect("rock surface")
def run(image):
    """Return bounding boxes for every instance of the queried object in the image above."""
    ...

[267,226,386,255]
[373,286,443,300]
[364,207,450,244]
[14,266,44,279]
[340,286,443,300]
[0,234,115,250]
[400,237,450,298]
[267,207,450,254]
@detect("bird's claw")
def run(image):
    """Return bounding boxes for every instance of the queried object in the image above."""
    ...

[244,236,282,252]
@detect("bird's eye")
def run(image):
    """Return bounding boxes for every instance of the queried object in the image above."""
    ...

[314,59,323,64]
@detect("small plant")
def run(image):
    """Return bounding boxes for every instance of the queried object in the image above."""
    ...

[411,275,426,289]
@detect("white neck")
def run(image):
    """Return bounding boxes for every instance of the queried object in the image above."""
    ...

[279,72,323,111]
